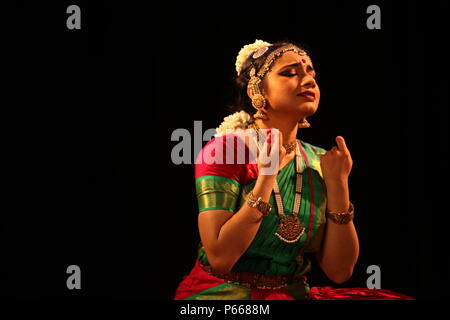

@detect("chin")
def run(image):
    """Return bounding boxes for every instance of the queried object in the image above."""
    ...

[297,102,318,116]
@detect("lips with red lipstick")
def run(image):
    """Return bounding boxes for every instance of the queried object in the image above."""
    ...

[297,90,316,101]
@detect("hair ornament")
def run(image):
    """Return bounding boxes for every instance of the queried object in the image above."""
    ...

[252,46,269,59]
[235,39,272,76]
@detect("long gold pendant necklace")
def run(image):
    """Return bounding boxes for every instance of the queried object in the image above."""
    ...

[273,143,306,243]
[251,123,306,243]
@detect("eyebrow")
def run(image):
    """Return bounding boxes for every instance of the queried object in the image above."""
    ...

[278,62,315,71]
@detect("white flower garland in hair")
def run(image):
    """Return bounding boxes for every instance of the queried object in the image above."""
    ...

[214,111,252,137]
[235,39,272,76]
[215,40,271,137]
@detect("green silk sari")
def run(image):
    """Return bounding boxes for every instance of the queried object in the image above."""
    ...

[193,139,327,299]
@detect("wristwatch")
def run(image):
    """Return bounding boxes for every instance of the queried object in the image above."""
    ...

[246,191,272,216]
[326,202,355,224]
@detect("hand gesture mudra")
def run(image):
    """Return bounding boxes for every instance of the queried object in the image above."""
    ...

[239,128,287,176]
[256,129,287,176]
[320,136,353,184]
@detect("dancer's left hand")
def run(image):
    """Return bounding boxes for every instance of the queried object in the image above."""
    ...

[320,136,353,184]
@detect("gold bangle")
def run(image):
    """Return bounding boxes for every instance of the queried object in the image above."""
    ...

[325,202,354,224]
[246,191,272,216]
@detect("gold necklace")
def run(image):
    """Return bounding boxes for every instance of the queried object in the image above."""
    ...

[249,123,296,153]
[283,141,296,154]
[250,123,306,243]
[273,143,305,243]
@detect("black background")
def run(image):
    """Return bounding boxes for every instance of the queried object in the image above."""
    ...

[5,0,448,303]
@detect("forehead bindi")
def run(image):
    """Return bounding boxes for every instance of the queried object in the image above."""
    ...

[275,51,313,70]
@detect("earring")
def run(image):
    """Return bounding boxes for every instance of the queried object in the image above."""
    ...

[252,92,268,120]
[251,93,266,109]
[249,68,268,120]
[253,108,268,120]
[298,118,311,128]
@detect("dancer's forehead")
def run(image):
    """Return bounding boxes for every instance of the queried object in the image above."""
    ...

[272,51,313,71]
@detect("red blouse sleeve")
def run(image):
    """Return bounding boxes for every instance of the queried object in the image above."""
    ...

[194,134,258,185]
[193,134,258,213]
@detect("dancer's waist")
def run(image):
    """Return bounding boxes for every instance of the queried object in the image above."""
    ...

[201,263,305,290]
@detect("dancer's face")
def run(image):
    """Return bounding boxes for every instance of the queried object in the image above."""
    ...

[261,51,320,118]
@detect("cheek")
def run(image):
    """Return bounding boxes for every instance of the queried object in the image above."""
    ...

[268,87,293,106]
[265,79,296,97]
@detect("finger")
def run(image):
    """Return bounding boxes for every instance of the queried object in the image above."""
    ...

[335,136,348,152]
[266,129,272,156]
[270,129,281,171]
[270,129,280,155]
[259,130,275,170]
[278,130,286,154]
[260,132,269,157]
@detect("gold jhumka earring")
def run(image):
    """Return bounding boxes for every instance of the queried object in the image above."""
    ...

[248,68,268,120]
[298,118,311,128]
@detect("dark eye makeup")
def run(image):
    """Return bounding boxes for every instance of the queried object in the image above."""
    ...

[279,70,317,79]
[280,72,297,77]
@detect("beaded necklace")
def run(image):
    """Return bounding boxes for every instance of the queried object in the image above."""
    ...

[273,143,305,243]
[251,124,306,243]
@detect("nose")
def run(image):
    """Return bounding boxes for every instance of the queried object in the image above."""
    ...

[298,63,317,89]
[301,75,316,89]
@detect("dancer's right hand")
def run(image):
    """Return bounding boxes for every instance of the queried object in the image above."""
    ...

[256,129,286,176]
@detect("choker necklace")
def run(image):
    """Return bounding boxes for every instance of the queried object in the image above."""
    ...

[283,141,296,154]
[249,123,296,154]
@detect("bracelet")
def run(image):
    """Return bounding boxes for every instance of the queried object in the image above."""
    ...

[246,191,272,216]
[325,202,354,224]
